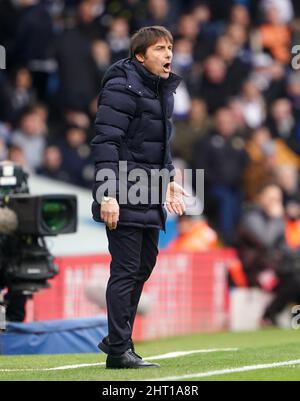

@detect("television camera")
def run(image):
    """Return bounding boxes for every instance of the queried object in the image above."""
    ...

[0,162,77,320]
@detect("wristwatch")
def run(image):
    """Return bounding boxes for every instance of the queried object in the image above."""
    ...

[101,196,115,203]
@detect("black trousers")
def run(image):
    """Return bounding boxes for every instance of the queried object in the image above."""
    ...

[3,291,27,322]
[105,225,159,355]
[264,273,300,320]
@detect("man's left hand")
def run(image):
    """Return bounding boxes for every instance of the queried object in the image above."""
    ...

[165,181,190,216]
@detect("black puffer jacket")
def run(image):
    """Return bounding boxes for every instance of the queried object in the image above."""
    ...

[91,58,181,230]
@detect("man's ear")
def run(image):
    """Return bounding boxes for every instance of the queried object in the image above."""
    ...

[135,53,145,63]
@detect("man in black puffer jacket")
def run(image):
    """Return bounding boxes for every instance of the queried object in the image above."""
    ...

[91,26,189,369]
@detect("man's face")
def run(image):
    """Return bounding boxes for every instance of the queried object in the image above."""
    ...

[258,186,283,215]
[215,109,236,137]
[136,37,173,79]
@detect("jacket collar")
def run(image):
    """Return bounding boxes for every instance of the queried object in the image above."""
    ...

[101,58,182,97]
[126,58,182,96]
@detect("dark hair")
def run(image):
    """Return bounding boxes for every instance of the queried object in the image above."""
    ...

[130,26,173,58]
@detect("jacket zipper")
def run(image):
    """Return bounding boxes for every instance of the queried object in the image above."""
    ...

[155,77,160,98]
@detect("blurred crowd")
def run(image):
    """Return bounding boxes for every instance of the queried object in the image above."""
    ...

[1,0,300,251]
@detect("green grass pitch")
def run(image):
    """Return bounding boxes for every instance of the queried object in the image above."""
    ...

[1,328,300,381]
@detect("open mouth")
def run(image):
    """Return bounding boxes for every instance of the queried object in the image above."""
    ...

[163,62,171,72]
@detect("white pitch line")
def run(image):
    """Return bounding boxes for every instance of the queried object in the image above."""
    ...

[148,348,238,361]
[0,363,106,373]
[47,362,105,371]
[145,359,300,381]
[0,348,238,373]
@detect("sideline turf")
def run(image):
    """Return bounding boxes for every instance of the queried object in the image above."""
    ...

[0,328,300,381]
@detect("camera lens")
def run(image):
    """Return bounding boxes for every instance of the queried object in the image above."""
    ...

[41,200,72,233]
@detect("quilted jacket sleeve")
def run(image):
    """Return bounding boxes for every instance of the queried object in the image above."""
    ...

[165,121,176,182]
[91,77,137,203]
[166,144,175,182]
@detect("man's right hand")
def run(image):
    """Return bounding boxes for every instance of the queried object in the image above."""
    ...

[100,197,119,230]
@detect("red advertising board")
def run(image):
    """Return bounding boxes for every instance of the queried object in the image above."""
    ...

[28,250,237,340]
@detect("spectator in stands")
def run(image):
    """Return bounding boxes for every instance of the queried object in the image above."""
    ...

[226,22,249,50]
[0,121,10,138]
[51,107,93,144]
[75,0,104,40]
[167,214,218,252]
[287,71,300,120]
[7,67,36,122]
[37,145,71,182]
[196,55,232,113]
[266,98,298,154]
[238,182,286,287]
[244,126,300,200]
[177,12,215,63]
[191,1,211,28]
[90,40,112,115]
[260,0,294,24]
[0,126,10,161]
[172,97,212,166]
[8,0,52,66]
[291,13,300,48]
[106,17,130,63]
[33,102,49,124]
[92,39,112,82]
[239,80,266,129]
[193,107,248,244]
[11,107,47,171]
[284,202,300,250]
[172,81,191,120]
[172,37,195,84]
[171,37,200,114]
[203,0,235,22]
[255,2,292,65]
[227,98,249,138]
[7,144,28,170]
[244,126,275,200]
[63,109,91,131]
[53,0,100,110]
[8,0,53,100]
[226,23,253,65]
[58,125,93,188]
[0,0,21,51]
[238,182,300,325]
[229,4,251,29]
[190,1,223,38]
[250,53,286,103]
[176,13,200,43]
[87,0,111,35]
[97,0,144,33]
[275,165,300,257]
[215,34,250,96]
[0,73,14,124]
[140,0,176,32]
[275,164,300,207]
